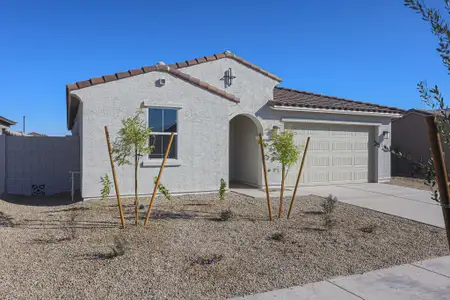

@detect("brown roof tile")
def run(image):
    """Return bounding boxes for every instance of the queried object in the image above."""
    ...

[272,87,404,114]
[67,83,78,91]
[186,59,198,66]
[129,68,144,76]
[116,72,130,79]
[143,65,157,73]
[176,61,188,68]
[76,80,91,89]
[103,74,117,82]
[205,55,217,61]
[90,77,104,85]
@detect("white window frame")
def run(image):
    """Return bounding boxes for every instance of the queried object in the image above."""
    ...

[142,105,182,167]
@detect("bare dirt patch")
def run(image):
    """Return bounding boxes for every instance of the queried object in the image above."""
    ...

[0,192,447,299]
[384,176,434,192]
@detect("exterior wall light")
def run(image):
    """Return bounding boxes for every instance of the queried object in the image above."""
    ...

[383,131,390,139]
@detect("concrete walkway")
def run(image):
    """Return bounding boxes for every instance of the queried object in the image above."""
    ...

[231,256,450,300]
[230,183,445,228]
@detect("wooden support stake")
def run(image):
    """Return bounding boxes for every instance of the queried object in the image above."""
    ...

[426,116,450,250]
[259,134,273,221]
[279,165,285,218]
[134,149,139,226]
[287,136,311,219]
[104,126,126,229]
[144,132,175,226]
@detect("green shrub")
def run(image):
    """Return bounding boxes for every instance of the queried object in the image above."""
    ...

[219,178,226,201]
[100,174,112,200]
[154,177,172,201]
[321,194,338,229]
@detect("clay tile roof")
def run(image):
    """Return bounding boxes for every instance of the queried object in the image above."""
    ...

[272,87,404,115]
[66,58,245,108]
[66,51,281,93]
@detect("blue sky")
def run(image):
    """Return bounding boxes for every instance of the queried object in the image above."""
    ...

[1,0,448,136]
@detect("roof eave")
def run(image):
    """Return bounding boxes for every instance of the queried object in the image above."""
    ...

[0,116,16,126]
[270,105,403,118]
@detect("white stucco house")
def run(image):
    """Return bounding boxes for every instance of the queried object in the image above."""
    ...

[66,51,404,199]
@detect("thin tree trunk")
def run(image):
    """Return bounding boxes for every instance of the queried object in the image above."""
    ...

[279,165,285,218]
[135,149,138,226]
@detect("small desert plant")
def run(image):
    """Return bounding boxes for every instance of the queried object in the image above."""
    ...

[154,176,171,201]
[219,178,226,201]
[190,254,223,266]
[96,236,127,260]
[321,194,338,229]
[270,232,285,241]
[219,209,234,221]
[100,173,112,200]
[0,211,15,227]
[360,224,377,234]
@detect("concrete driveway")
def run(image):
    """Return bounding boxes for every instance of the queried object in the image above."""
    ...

[231,183,445,228]
[232,256,450,300]
[298,183,444,228]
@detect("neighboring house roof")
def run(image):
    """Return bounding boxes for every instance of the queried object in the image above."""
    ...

[271,87,405,115]
[403,108,450,117]
[0,116,16,126]
[29,132,47,136]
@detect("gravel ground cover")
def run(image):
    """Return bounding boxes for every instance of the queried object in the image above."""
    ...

[385,176,433,191]
[0,192,447,300]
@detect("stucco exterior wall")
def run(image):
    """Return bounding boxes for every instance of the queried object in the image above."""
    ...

[72,71,231,199]
[73,57,393,198]
[0,123,10,134]
[391,113,450,177]
[181,58,279,123]
[0,135,5,195]
[71,106,81,136]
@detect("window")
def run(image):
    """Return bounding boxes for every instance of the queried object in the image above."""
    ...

[148,108,178,159]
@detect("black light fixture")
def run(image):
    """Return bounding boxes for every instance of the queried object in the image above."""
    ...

[223,68,236,88]
[383,131,390,139]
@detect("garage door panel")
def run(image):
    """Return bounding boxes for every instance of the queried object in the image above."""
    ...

[332,141,353,151]
[309,156,330,167]
[286,123,371,186]
[332,170,353,182]
[332,156,353,167]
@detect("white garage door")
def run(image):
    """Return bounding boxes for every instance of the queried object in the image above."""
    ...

[285,123,372,186]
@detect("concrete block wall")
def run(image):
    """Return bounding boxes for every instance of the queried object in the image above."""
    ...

[5,136,80,196]
[0,135,5,196]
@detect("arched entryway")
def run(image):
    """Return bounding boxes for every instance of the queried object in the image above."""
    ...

[229,114,262,187]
